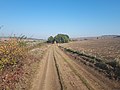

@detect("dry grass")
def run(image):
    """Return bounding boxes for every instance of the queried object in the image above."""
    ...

[0,38,26,70]
[0,38,27,89]
[0,37,47,90]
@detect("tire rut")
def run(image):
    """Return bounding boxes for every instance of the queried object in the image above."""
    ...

[53,52,64,90]
[30,46,61,90]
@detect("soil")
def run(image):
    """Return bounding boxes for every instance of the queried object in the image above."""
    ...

[30,45,120,90]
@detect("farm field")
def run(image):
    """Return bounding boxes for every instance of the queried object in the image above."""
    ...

[59,38,120,83]
[61,38,120,61]
[0,39,120,90]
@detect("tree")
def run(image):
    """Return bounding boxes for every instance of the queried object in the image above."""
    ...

[47,34,70,43]
[54,34,70,43]
[47,36,54,43]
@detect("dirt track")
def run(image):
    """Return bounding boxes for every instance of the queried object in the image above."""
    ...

[30,45,119,90]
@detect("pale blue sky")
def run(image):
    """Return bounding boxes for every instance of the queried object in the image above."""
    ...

[0,0,120,39]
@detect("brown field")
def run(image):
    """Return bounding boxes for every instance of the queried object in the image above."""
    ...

[61,38,120,61]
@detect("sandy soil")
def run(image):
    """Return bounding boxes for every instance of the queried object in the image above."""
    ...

[30,45,120,90]
[30,46,61,90]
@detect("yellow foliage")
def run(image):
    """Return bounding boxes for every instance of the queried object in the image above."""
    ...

[0,38,26,70]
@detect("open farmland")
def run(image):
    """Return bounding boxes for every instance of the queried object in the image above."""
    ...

[59,37,120,83]
[1,0,120,89]
[30,45,120,90]
[0,38,120,90]
[61,38,120,61]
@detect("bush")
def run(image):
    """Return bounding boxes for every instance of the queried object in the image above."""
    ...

[0,38,26,70]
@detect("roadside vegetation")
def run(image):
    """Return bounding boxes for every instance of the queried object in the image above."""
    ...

[0,36,47,90]
[0,37,26,70]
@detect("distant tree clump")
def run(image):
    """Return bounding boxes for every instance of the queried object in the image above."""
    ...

[47,34,70,43]
[54,34,70,43]
[47,36,54,43]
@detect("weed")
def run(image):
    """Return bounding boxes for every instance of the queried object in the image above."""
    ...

[0,38,26,71]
